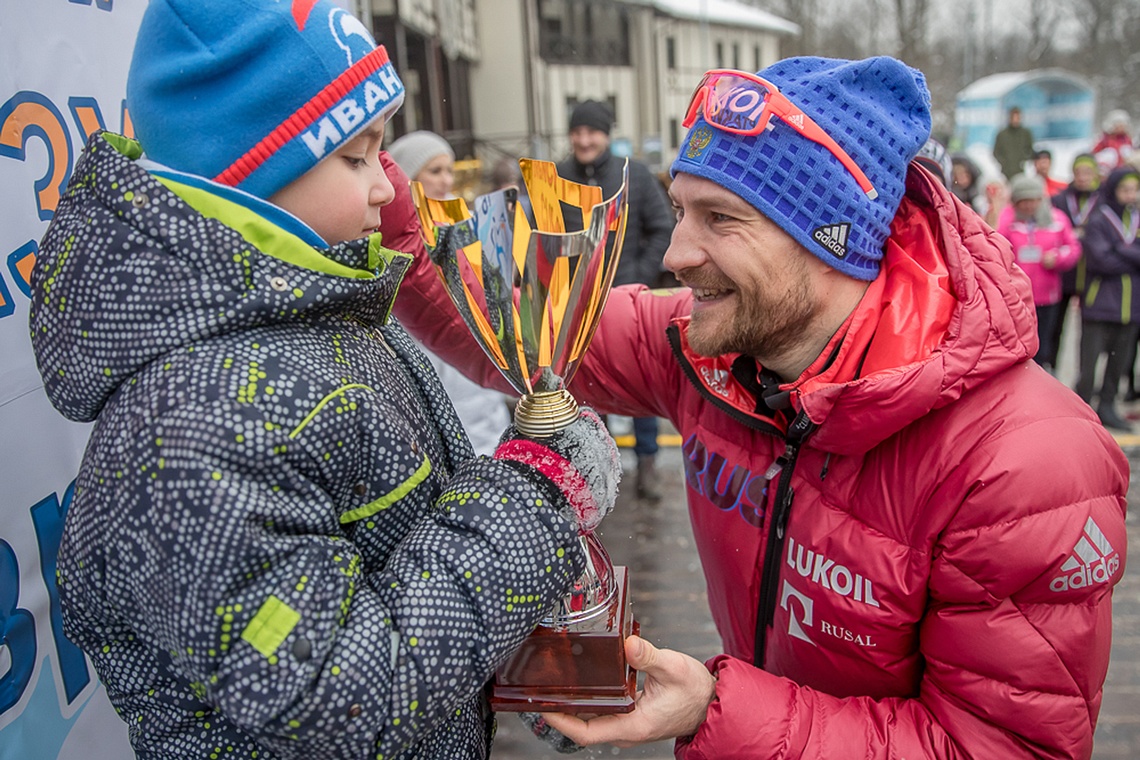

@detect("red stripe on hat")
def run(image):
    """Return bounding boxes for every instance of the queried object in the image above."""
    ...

[292,0,319,30]
[214,45,393,189]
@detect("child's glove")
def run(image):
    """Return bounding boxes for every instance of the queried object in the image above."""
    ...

[493,408,620,533]
[518,712,584,754]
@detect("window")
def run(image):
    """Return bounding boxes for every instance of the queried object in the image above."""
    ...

[537,0,631,66]
[670,117,680,150]
[715,41,724,68]
[754,45,761,71]
[666,36,676,70]
[732,42,740,70]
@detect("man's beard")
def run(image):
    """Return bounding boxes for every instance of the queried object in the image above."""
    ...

[682,262,821,362]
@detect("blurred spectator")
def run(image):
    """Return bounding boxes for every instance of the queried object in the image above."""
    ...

[992,106,1035,180]
[1050,153,1101,380]
[557,100,675,502]
[490,155,522,191]
[389,130,514,454]
[1074,165,1140,431]
[997,174,1080,372]
[390,130,455,200]
[1032,148,1067,197]
[950,153,1003,228]
[1093,110,1134,175]
[950,154,984,210]
[1053,155,1103,238]
[914,137,951,186]
[489,155,532,220]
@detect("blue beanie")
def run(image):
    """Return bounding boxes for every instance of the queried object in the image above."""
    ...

[127,0,405,200]
[671,56,931,281]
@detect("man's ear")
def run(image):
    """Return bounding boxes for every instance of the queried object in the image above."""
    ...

[810,249,872,302]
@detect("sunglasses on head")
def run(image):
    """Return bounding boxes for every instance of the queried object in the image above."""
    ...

[683,69,877,200]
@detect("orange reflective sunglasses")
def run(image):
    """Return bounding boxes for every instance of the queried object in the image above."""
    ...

[683,69,877,200]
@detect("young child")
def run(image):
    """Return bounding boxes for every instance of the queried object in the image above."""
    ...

[28,1,618,758]
[996,174,1080,371]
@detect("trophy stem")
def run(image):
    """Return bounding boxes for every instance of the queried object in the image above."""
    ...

[543,532,619,629]
[514,389,579,438]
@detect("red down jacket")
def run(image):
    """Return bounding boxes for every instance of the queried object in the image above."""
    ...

[389,159,1129,759]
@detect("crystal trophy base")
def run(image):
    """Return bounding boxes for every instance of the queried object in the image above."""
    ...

[490,566,638,714]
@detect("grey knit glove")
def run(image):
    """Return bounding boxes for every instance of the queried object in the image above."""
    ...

[493,408,620,533]
[518,711,584,754]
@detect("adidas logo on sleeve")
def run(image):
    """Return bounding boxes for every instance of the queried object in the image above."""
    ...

[1050,517,1121,593]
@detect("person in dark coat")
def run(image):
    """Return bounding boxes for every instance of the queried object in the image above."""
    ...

[1075,165,1140,430]
[1050,153,1101,383]
[557,100,676,502]
[992,106,1035,181]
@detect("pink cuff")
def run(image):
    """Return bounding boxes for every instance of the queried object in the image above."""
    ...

[495,439,599,531]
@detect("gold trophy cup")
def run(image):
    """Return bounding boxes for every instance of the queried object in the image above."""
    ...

[411,158,637,714]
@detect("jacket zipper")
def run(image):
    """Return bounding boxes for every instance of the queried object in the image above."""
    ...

[665,324,818,666]
[753,411,815,668]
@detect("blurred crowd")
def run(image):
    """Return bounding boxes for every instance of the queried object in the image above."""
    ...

[945,109,1139,431]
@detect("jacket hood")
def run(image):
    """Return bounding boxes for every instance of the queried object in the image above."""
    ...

[1100,165,1140,216]
[30,132,410,423]
[675,166,1037,455]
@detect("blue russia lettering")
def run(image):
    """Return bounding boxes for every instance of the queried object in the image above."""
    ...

[0,481,92,717]
[681,434,768,527]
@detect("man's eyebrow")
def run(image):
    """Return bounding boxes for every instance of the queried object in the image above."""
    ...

[670,191,753,215]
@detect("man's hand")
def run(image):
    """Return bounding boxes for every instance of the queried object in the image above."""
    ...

[539,635,717,748]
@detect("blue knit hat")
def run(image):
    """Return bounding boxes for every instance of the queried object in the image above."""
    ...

[127,0,405,200]
[671,56,931,281]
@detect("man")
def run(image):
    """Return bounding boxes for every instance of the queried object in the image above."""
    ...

[557,99,675,502]
[392,56,1127,758]
[993,105,1036,181]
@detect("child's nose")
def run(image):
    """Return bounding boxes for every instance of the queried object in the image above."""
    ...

[373,163,396,207]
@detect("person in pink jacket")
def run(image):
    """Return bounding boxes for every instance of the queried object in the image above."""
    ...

[388,56,1128,759]
[997,173,1081,371]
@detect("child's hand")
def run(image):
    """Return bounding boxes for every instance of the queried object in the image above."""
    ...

[1042,250,1058,269]
[494,408,620,533]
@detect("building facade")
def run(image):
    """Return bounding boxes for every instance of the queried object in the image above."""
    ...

[362,0,796,179]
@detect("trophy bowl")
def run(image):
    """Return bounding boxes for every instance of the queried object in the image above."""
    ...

[411,158,638,714]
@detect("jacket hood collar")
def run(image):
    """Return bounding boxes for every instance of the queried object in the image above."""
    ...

[34,132,411,423]
[675,166,1037,455]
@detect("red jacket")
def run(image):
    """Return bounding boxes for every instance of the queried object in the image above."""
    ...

[388,160,1129,759]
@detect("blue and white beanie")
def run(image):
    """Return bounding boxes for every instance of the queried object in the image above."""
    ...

[671,56,931,281]
[127,0,405,200]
